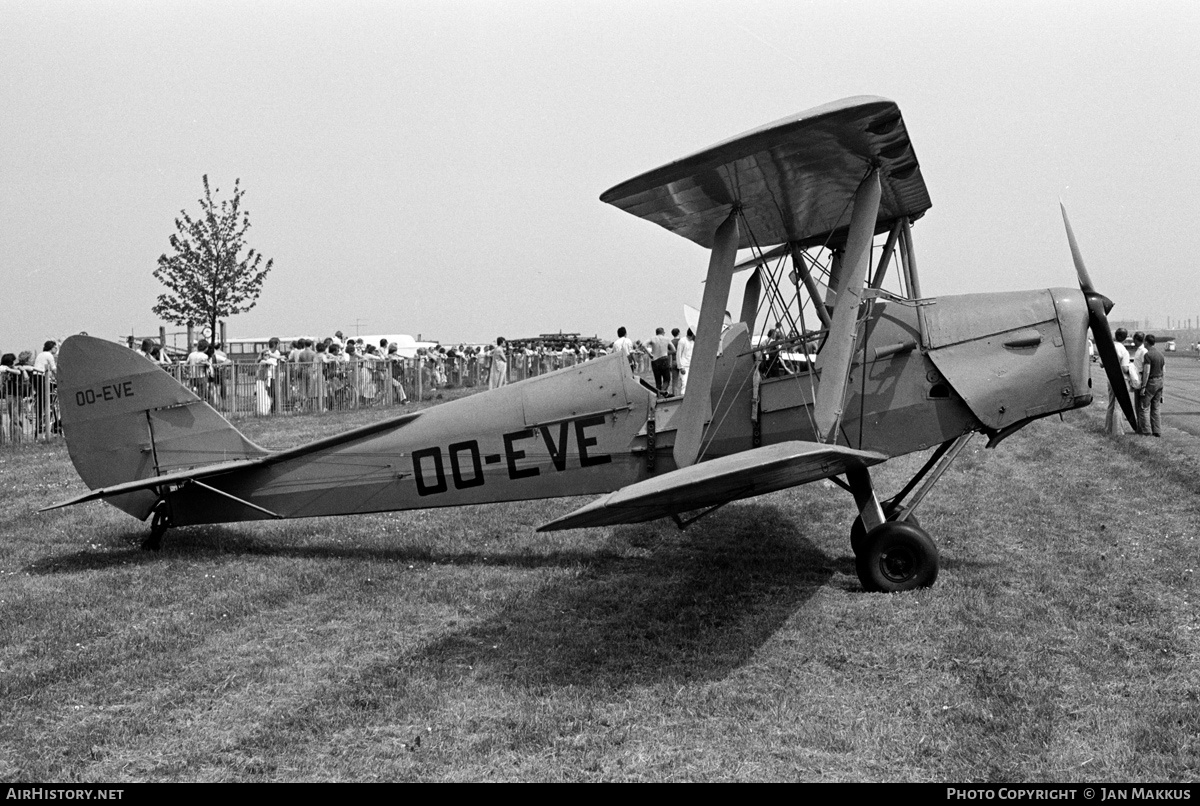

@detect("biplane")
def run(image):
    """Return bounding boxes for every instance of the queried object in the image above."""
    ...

[45,96,1136,592]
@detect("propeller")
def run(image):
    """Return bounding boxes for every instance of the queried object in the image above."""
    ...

[1060,203,1137,431]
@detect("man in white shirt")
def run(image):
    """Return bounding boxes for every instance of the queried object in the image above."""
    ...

[31,340,59,434]
[612,326,636,372]
[186,339,211,399]
[676,329,695,395]
[612,327,634,355]
[33,340,58,378]
[1106,328,1137,436]
[1130,331,1148,435]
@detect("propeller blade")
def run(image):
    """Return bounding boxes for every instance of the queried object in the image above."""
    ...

[1060,202,1094,296]
[1063,204,1138,432]
[1087,296,1139,432]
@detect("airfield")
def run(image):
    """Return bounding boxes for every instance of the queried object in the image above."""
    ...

[0,360,1197,783]
[1161,354,1200,439]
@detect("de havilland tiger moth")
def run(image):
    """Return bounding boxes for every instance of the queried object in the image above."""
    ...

[44,96,1136,593]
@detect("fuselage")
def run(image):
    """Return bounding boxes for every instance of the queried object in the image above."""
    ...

[155,286,1092,527]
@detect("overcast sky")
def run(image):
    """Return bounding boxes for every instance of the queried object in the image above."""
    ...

[3,0,1198,352]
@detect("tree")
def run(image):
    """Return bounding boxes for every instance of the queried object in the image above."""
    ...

[153,175,274,343]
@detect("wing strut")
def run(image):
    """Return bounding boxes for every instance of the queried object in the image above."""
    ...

[740,267,761,334]
[869,220,904,290]
[900,217,922,298]
[789,245,833,328]
[673,208,740,469]
[813,168,881,443]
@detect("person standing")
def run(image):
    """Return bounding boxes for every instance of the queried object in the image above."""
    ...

[33,340,58,379]
[1130,332,1147,434]
[612,327,636,372]
[1139,334,1166,437]
[386,342,409,404]
[1105,328,1136,436]
[255,337,282,415]
[297,338,318,412]
[186,339,211,401]
[669,327,681,396]
[31,340,60,434]
[2,353,27,440]
[488,337,509,390]
[676,328,695,396]
[207,340,230,409]
[647,327,674,397]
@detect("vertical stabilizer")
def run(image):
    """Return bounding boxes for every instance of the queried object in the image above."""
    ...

[58,336,267,519]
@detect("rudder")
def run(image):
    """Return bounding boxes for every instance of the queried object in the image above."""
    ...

[58,335,267,519]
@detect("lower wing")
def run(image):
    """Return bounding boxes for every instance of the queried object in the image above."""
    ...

[538,441,887,531]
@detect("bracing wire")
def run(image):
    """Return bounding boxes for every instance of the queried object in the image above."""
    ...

[702,163,876,449]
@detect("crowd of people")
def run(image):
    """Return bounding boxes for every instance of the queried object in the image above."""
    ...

[3,320,865,445]
[163,334,427,416]
[1104,328,1167,438]
[1,340,61,441]
[123,330,664,418]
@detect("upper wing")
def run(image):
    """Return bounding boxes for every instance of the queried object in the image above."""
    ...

[600,96,929,250]
[538,441,887,531]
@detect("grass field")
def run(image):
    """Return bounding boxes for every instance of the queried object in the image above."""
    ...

[1,395,1198,782]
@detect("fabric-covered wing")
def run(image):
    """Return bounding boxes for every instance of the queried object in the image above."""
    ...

[538,441,888,531]
[600,96,929,250]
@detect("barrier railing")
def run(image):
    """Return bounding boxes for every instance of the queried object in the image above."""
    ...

[167,358,433,417]
[1,369,57,445]
[1,350,652,445]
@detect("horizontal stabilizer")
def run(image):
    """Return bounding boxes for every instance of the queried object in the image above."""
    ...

[538,441,887,531]
[40,458,264,512]
[600,96,929,250]
[44,408,423,514]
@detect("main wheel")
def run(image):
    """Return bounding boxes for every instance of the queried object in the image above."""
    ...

[855,521,939,593]
[850,505,920,556]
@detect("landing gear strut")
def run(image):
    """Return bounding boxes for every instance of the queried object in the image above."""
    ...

[143,500,171,551]
[842,434,972,593]
[850,504,920,556]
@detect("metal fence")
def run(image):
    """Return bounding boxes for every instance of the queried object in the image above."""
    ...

[169,358,424,419]
[1,369,57,446]
[1,351,652,446]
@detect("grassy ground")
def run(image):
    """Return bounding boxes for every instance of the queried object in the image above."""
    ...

[1,396,1197,781]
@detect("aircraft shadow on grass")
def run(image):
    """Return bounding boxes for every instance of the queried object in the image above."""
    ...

[26,502,840,685]
[402,503,834,689]
[23,522,613,575]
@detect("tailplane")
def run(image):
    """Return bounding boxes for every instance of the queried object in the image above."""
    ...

[58,335,267,519]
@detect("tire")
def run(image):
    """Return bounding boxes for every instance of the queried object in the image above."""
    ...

[850,506,920,556]
[855,521,939,593]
